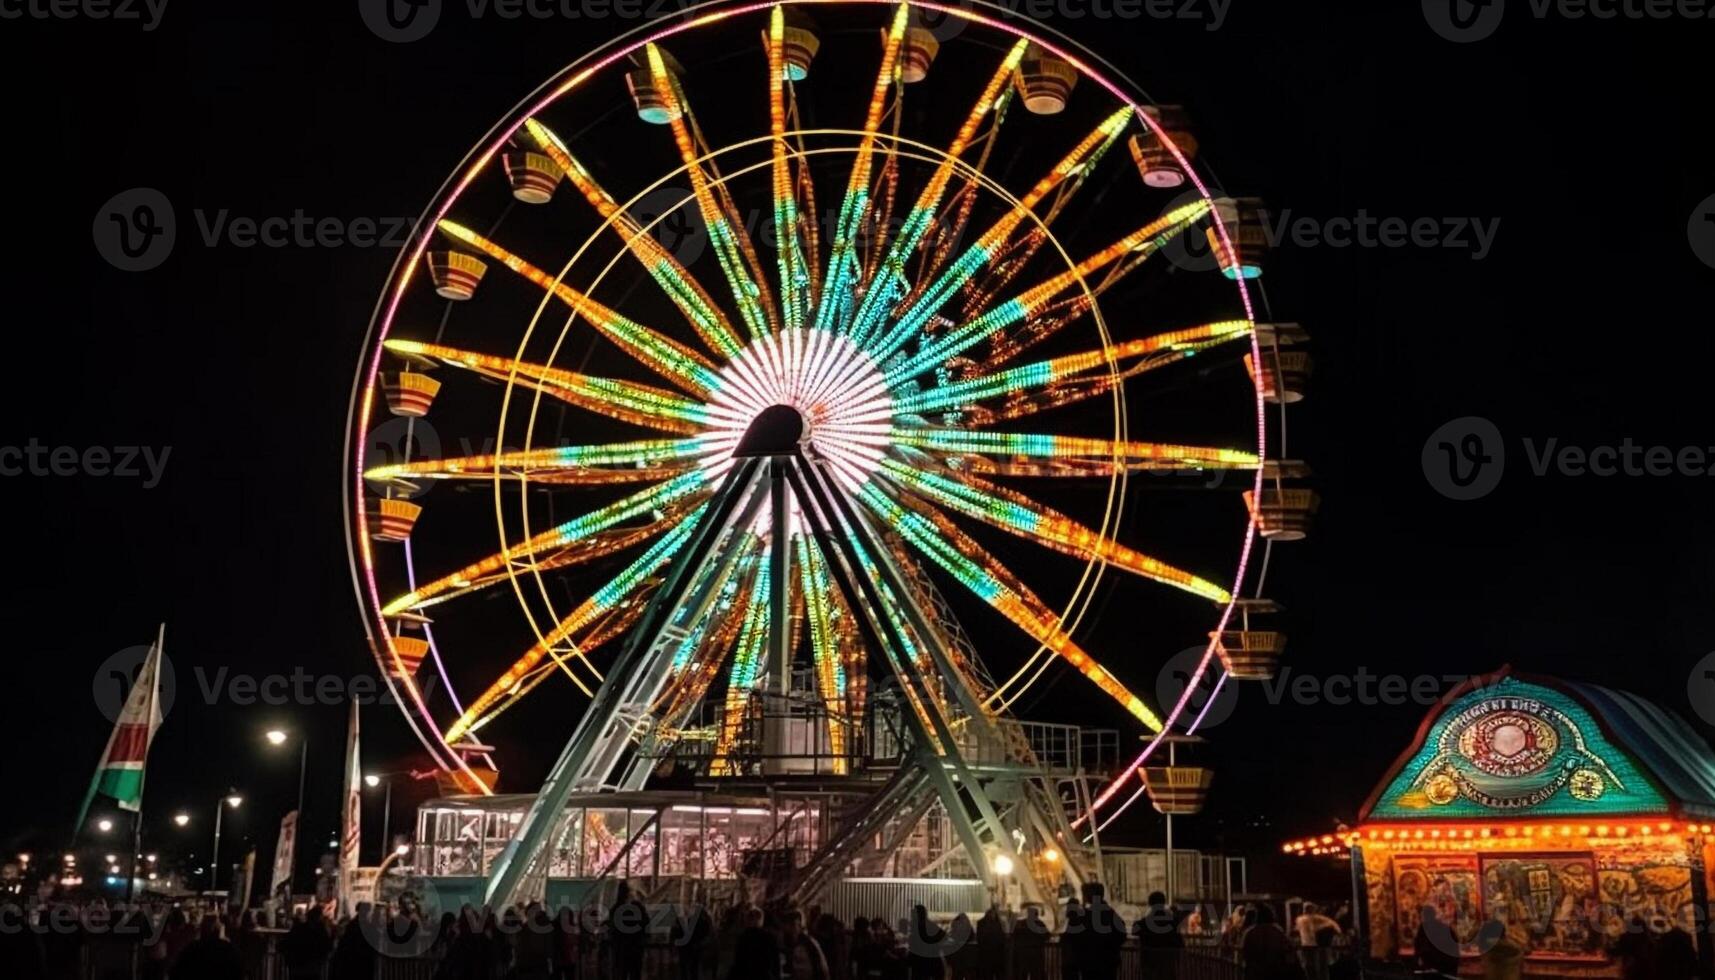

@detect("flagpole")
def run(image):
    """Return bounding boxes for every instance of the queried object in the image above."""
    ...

[126,623,165,904]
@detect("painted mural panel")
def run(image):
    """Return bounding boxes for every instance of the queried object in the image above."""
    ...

[1368,677,1666,820]
[1481,854,1604,959]
[1392,854,1484,957]
[1595,839,1695,938]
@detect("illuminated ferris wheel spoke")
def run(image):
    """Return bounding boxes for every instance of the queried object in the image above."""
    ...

[854,481,1163,730]
[883,201,1212,384]
[844,37,1030,351]
[980,300,1248,374]
[437,220,723,396]
[911,105,1011,316]
[382,339,708,434]
[709,553,777,774]
[525,118,746,360]
[810,3,909,338]
[954,100,1130,320]
[889,322,1246,418]
[664,548,760,690]
[891,428,1257,470]
[382,519,680,626]
[381,471,714,616]
[476,584,666,733]
[869,106,1135,362]
[443,508,709,742]
[363,437,715,485]
[653,551,773,750]
[637,538,768,765]
[807,490,954,745]
[876,458,1233,603]
[967,201,1214,365]
[796,532,851,767]
[648,44,780,340]
[767,7,814,333]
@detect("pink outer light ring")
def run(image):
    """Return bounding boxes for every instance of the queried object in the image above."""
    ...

[342,0,1267,800]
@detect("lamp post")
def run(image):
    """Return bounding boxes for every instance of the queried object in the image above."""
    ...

[265,729,308,893]
[376,842,411,878]
[209,793,243,892]
[365,772,407,861]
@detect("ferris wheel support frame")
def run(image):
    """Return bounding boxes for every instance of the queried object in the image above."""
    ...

[784,451,1042,912]
[483,457,770,907]
[480,418,1069,910]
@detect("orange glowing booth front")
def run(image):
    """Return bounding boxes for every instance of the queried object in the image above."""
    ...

[1352,667,1715,975]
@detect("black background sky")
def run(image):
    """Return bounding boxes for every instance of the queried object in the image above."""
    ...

[0,0,1710,895]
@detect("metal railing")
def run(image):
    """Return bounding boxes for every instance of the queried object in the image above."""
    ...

[65,933,1403,980]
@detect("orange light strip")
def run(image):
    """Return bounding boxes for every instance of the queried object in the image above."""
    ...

[649,42,778,340]
[438,220,721,396]
[1283,819,1715,857]
[526,118,744,360]
[872,105,1136,361]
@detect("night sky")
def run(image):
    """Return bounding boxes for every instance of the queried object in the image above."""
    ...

[0,0,1710,895]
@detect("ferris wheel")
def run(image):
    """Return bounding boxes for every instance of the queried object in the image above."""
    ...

[344,0,1310,865]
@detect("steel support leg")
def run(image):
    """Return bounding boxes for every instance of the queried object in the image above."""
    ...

[784,455,1024,902]
[483,460,766,907]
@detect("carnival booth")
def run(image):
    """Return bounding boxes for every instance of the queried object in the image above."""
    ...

[1351,667,1715,975]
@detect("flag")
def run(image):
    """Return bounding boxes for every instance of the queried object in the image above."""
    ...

[76,625,166,832]
[271,810,299,897]
[337,701,362,917]
[237,849,257,910]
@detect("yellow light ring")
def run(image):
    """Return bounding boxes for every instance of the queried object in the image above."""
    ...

[491,131,1137,721]
[346,0,1269,790]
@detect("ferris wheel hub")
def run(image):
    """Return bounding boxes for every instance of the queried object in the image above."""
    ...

[733,403,808,457]
[705,327,892,480]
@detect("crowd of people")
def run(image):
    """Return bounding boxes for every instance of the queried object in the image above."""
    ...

[2,884,1363,980]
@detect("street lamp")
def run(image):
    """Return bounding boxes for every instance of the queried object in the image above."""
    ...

[96,819,113,833]
[209,793,243,892]
[376,842,412,878]
[173,813,191,828]
[265,729,308,894]
[363,772,402,861]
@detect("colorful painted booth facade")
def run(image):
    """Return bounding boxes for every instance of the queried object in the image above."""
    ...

[1354,668,1715,974]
